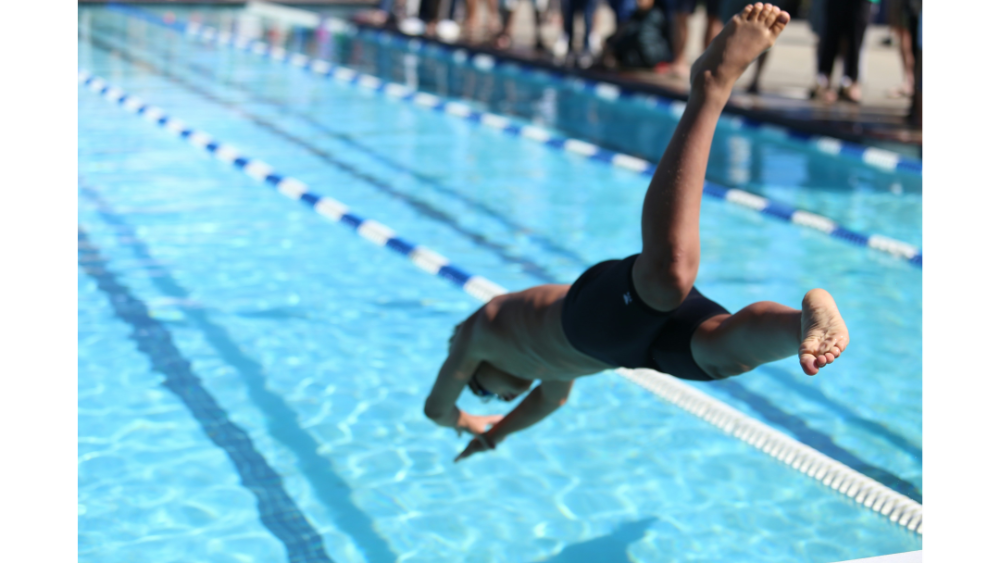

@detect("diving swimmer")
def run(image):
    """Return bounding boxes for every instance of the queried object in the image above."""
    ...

[423,3,849,462]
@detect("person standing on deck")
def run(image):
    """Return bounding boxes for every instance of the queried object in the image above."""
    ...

[663,0,724,78]
[811,0,876,103]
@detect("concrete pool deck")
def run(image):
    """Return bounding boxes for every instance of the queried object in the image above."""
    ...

[79,0,921,154]
[467,3,917,148]
[840,550,922,563]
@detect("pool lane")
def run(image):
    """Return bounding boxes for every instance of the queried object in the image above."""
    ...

[81,16,922,505]
[346,26,922,174]
[79,223,336,563]
[80,186,399,562]
[96,2,924,263]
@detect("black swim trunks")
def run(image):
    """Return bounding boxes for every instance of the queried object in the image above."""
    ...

[561,254,730,381]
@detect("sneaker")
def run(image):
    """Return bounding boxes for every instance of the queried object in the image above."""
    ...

[399,17,425,36]
[552,33,568,61]
[587,32,602,56]
[436,19,461,43]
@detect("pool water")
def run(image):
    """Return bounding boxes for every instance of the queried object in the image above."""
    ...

[79,5,922,562]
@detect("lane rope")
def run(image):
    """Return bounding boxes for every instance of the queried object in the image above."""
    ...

[351,25,923,177]
[178,0,926,177]
[78,68,923,534]
[102,2,923,268]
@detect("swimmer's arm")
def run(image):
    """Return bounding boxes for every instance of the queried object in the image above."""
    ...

[488,380,574,442]
[424,322,480,430]
[455,380,573,462]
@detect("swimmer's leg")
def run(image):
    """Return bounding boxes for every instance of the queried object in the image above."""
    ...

[633,3,789,312]
[691,289,850,377]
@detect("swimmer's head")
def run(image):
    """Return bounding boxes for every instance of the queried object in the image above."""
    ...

[468,363,533,403]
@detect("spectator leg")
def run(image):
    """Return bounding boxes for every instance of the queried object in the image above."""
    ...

[583,0,598,50]
[562,0,576,47]
[816,0,845,80]
[533,0,546,49]
[702,0,723,48]
[747,49,768,93]
[842,0,871,84]
[672,9,690,68]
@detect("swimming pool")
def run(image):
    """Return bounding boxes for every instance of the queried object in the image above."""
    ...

[78,5,922,562]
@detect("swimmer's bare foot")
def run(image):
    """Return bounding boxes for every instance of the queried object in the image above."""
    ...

[690,3,789,98]
[799,289,850,376]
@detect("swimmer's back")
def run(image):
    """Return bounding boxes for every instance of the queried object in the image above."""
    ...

[479,284,613,380]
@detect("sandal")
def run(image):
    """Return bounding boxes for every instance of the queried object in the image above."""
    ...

[492,32,512,49]
[809,85,837,104]
[887,83,914,99]
[838,84,862,104]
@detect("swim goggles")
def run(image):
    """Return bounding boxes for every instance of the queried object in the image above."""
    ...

[467,372,497,402]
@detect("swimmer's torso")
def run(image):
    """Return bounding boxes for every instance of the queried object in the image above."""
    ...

[477,284,614,381]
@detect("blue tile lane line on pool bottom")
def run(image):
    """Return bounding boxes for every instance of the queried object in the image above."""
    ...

[78,225,336,563]
[79,25,925,502]
[102,2,923,269]
[105,1,922,177]
[78,69,924,524]
[79,185,399,563]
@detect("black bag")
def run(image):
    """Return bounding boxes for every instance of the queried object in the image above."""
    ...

[609,7,673,69]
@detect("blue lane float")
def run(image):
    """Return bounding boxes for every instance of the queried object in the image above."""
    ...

[77,69,507,305]
[102,2,923,269]
[107,0,924,179]
[351,26,923,177]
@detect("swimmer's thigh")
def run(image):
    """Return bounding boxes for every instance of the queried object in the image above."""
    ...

[649,288,730,381]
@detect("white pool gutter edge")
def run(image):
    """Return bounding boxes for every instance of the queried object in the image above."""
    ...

[837,550,921,563]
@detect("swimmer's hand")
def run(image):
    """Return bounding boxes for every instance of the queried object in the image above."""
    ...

[455,412,503,437]
[454,430,498,463]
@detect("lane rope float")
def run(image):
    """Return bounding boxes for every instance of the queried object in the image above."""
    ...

[101,2,923,268]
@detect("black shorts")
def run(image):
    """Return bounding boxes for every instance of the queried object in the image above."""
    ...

[561,254,730,381]
[666,0,722,16]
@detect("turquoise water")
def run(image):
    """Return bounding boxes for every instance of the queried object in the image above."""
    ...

[79,6,922,562]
